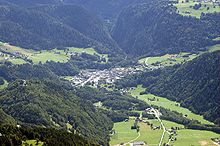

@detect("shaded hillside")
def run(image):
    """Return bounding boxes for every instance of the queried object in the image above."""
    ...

[0,125,99,146]
[0,79,112,145]
[0,4,121,54]
[145,51,220,124]
[0,109,16,125]
[1,0,140,19]
[112,2,220,56]
[32,5,120,53]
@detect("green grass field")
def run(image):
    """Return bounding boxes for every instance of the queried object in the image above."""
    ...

[22,140,44,146]
[0,80,8,90]
[130,85,213,125]
[0,42,108,64]
[171,129,219,146]
[68,47,109,60]
[29,50,69,64]
[110,118,218,146]
[110,120,139,145]
[62,76,74,81]
[208,44,220,52]
[9,58,27,65]
[175,0,220,18]
[138,53,198,67]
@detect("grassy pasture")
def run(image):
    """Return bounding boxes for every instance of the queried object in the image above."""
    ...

[208,44,220,52]
[22,140,44,146]
[9,58,27,65]
[62,76,74,81]
[110,120,139,145]
[68,47,109,60]
[0,42,108,64]
[29,50,69,64]
[171,129,219,146]
[0,80,8,90]
[130,85,213,125]
[175,0,220,18]
[110,118,218,146]
[213,37,220,41]
[138,52,197,67]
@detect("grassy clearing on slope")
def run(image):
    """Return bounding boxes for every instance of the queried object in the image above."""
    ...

[62,76,74,81]
[22,140,44,146]
[138,53,197,67]
[29,50,69,64]
[208,44,220,52]
[130,85,213,125]
[0,42,108,64]
[9,58,27,65]
[174,0,220,18]
[68,47,109,60]
[0,80,8,90]
[213,37,220,41]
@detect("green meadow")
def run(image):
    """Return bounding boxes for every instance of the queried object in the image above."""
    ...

[0,80,8,90]
[172,129,219,146]
[110,118,218,146]
[130,85,213,125]
[22,140,44,146]
[138,53,198,67]
[208,44,220,52]
[175,0,220,18]
[110,119,139,145]
[9,58,27,65]
[0,42,108,64]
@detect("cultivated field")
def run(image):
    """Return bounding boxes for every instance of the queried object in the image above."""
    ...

[110,118,218,146]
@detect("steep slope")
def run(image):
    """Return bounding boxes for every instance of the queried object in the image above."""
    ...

[116,51,220,124]
[0,5,92,50]
[0,79,113,145]
[0,4,121,54]
[0,0,140,19]
[0,109,16,125]
[112,2,220,56]
[32,5,120,53]
[0,125,99,146]
[145,51,220,123]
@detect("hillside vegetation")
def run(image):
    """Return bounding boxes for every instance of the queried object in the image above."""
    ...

[0,79,113,145]
[0,4,120,54]
[116,51,220,124]
[112,1,220,56]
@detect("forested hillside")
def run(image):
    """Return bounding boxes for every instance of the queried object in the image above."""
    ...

[146,51,220,124]
[0,3,120,54]
[0,79,113,145]
[112,1,220,56]
[0,0,219,145]
[0,0,219,56]
[0,0,140,19]
[0,61,150,145]
[0,125,99,146]
[116,51,220,124]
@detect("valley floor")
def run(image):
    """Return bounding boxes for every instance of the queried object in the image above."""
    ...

[110,85,219,146]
